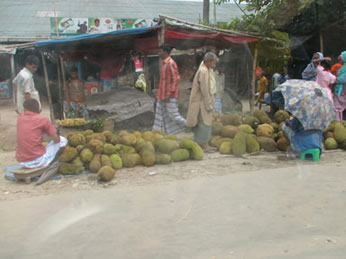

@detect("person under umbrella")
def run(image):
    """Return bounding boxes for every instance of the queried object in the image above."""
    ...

[302,52,324,81]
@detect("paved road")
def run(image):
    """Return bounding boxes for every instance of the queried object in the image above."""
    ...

[1,163,346,259]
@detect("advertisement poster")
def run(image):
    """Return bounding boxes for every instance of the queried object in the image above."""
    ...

[50,17,156,36]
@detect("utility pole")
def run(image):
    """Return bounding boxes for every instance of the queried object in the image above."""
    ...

[203,0,210,23]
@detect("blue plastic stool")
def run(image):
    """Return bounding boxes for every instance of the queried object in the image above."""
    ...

[300,148,320,162]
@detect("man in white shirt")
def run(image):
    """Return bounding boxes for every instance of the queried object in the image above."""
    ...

[12,55,41,114]
[88,18,102,33]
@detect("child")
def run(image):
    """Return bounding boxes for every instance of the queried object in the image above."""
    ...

[255,72,268,105]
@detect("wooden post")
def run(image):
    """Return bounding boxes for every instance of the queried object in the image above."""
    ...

[40,52,55,124]
[59,56,66,119]
[10,54,16,104]
[143,55,151,95]
[57,58,63,119]
[319,30,324,54]
[250,45,258,113]
[156,20,166,90]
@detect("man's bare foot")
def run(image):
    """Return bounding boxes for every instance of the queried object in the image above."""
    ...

[201,144,217,153]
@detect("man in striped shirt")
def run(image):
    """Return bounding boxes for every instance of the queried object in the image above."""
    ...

[152,44,186,134]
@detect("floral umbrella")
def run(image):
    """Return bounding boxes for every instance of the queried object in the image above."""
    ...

[277,80,336,131]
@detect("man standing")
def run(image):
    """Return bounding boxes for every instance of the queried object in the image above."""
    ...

[12,55,41,114]
[186,52,218,151]
[16,99,67,168]
[64,67,88,118]
[152,44,186,134]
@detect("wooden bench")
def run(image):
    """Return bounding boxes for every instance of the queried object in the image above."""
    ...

[11,166,47,184]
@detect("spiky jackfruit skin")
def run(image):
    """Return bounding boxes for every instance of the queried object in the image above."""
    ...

[210,136,222,147]
[325,131,335,139]
[143,131,155,142]
[277,137,289,151]
[246,134,260,153]
[80,148,94,163]
[220,114,242,126]
[135,154,142,166]
[114,144,136,156]
[110,154,123,169]
[253,110,267,119]
[326,120,342,132]
[97,166,116,182]
[163,135,178,141]
[67,133,86,147]
[59,163,84,175]
[231,132,247,156]
[76,145,84,153]
[140,149,156,167]
[221,125,240,138]
[274,110,290,124]
[88,139,104,154]
[89,154,102,173]
[239,124,254,134]
[90,133,106,143]
[102,130,113,143]
[219,141,232,154]
[120,133,137,146]
[171,149,190,162]
[118,130,130,137]
[156,153,172,164]
[135,138,146,152]
[325,137,338,150]
[121,154,138,168]
[256,124,274,138]
[216,138,232,150]
[156,139,180,154]
[258,114,272,124]
[59,146,78,162]
[181,139,204,160]
[242,116,259,129]
[334,124,346,143]
[270,122,279,132]
[101,155,112,167]
[110,135,121,145]
[212,122,223,136]
[72,156,84,167]
[103,143,117,155]
[82,129,94,137]
[257,136,278,152]
[134,131,142,139]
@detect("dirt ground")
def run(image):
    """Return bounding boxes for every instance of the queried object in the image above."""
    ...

[1,99,345,201]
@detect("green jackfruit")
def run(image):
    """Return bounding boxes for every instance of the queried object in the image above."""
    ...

[270,122,279,132]
[274,110,290,124]
[239,124,254,134]
[59,162,84,175]
[163,135,178,141]
[110,154,123,169]
[140,149,156,167]
[89,155,102,173]
[155,153,172,164]
[325,131,334,139]
[221,125,240,138]
[141,142,155,153]
[121,153,138,168]
[256,124,274,138]
[171,149,190,162]
[120,133,137,146]
[326,120,342,132]
[110,135,120,145]
[325,137,338,150]
[118,130,130,137]
[231,132,247,156]
[242,116,259,129]
[257,136,278,152]
[143,131,155,142]
[246,134,260,153]
[102,130,113,142]
[334,124,346,143]
[210,136,222,147]
[90,133,106,143]
[97,166,116,182]
[67,133,86,147]
[88,139,104,154]
[277,137,289,151]
[156,139,180,154]
[219,141,232,154]
[215,137,232,149]
[82,129,94,137]
[221,114,242,126]
[80,148,94,163]
[72,156,84,167]
[258,114,272,124]
[181,139,204,160]
[212,122,223,136]
[114,144,136,156]
[135,137,146,152]
[76,145,84,153]
[103,143,117,155]
[101,154,112,167]
[59,146,78,162]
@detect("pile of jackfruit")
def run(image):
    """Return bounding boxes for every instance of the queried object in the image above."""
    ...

[210,109,291,156]
[323,120,346,150]
[58,129,204,182]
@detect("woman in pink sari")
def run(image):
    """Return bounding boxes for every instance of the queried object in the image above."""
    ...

[315,59,336,102]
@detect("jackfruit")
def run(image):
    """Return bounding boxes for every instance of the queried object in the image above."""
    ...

[246,134,260,153]
[270,122,279,132]
[156,139,180,154]
[258,114,272,124]
[110,135,121,145]
[143,131,154,142]
[72,156,84,167]
[82,129,94,137]
[89,154,102,173]
[121,153,138,168]
[163,135,178,141]
[140,149,156,167]
[90,133,106,143]
[114,144,136,156]
[101,154,112,167]
[257,136,278,152]
[120,133,137,146]
[171,149,190,162]
[141,142,155,153]
[253,110,267,119]
[67,133,86,147]
[88,139,104,154]
[59,162,84,175]
[181,139,204,160]
[80,148,94,163]
[325,131,334,139]
[219,141,232,154]
[221,125,240,138]
[231,132,247,156]
[334,124,346,143]
[135,138,146,152]
[239,124,254,134]
[215,137,232,149]
[134,131,142,139]
[76,145,84,153]
[325,137,338,150]
[242,116,259,129]
[221,114,242,126]
[59,146,78,162]
[103,130,113,142]
[212,122,223,136]
[103,143,117,155]
[118,130,130,137]
[277,137,290,151]
[110,154,123,169]
[97,166,116,182]
[326,120,342,132]
[278,131,285,139]
[156,153,172,164]
[274,110,290,124]
[256,124,274,138]
[210,136,222,147]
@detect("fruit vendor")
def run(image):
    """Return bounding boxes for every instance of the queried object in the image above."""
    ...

[186,52,218,152]
[16,99,67,168]
[152,44,186,134]
[64,67,88,118]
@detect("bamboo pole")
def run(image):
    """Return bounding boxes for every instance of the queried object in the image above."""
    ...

[250,45,258,113]
[59,56,67,119]
[40,52,55,124]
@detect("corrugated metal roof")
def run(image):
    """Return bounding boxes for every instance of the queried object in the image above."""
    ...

[0,0,242,42]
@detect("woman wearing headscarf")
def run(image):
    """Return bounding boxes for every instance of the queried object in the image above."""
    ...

[333,51,346,121]
[302,52,324,81]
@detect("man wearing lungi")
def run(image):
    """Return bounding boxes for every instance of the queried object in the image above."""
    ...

[152,44,186,134]
[16,99,67,168]
[186,52,218,151]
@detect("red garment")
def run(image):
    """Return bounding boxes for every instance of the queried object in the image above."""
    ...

[156,56,180,100]
[16,111,56,162]
[331,63,343,76]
